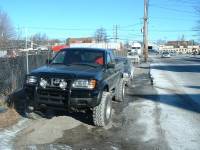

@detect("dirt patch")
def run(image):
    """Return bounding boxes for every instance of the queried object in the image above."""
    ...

[0,108,20,128]
[15,116,82,146]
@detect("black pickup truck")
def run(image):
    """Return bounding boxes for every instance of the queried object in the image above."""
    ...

[24,48,125,126]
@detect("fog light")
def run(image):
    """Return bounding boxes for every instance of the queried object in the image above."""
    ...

[40,78,48,88]
[59,80,67,90]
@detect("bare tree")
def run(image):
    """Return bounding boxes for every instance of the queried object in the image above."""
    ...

[124,41,130,49]
[49,39,61,46]
[94,28,108,43]
[31,33,48,47]
[156,39,166,45]
[0,10,15,50]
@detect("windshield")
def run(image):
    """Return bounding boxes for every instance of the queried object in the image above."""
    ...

[163,52,169,54]
[51,49,104,66]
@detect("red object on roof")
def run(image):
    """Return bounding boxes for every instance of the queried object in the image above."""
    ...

[51,45,69,52]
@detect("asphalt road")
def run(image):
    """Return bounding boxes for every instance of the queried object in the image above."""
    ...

[1,54,200,150]
[150,55,200,150]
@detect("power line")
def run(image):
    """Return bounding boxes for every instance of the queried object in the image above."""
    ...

[120,22,143,28]
[149,16,197,21]
[158,0,199,6]
[149,29,199,32]
[168,0,198,5]
[15,25,143,32]
[149,4,196,15]
[16,26,100,31]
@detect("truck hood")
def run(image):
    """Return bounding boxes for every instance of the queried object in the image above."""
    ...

[31,64,103,79]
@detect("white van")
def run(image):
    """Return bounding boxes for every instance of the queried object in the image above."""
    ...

[127,50,140,63]
[131,42,142,56]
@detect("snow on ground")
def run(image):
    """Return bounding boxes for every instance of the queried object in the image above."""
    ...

[151,63,200,103]
[0,118,28,150]
[123,101,158,142]
[150,63,200,150]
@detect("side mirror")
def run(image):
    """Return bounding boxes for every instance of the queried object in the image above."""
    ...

[46,59,52,64]
[107,63,115,68]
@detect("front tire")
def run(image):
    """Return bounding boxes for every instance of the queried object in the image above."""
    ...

[93,92,112,127]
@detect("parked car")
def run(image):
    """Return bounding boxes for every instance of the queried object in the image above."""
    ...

[161,52,171,58]
[24,48,125,127]
[115,57,135,85]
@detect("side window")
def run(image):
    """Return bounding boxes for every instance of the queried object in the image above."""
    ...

[110,52,115,63]
[107,53,112,64]
[51,51,65,64]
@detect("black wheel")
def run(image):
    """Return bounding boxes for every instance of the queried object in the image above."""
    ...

[115,78,125,102]
[93,92,112,127]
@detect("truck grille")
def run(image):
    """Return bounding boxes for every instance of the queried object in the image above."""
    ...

[37,88,68,106]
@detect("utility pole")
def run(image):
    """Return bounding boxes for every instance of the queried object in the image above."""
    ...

[143,0,148,62]
[113,25,118,43]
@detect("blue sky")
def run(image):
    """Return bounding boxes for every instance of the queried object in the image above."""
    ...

[0,0,199,42]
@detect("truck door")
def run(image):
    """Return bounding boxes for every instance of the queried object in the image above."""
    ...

[105,52,119,90]
[110,52,121,86]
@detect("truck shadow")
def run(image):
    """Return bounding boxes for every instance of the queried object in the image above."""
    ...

[128,91,200,114]
[151,65,200,73]
[7,89,94,126]
[141,93,200,113]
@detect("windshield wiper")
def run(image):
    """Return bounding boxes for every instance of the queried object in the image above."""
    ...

[51,63,73,66]
[69,63,99,68]
[50,63,64,65]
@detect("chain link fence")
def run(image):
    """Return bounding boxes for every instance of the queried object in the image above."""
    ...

[0,53,48,98]
[114,49,128,57]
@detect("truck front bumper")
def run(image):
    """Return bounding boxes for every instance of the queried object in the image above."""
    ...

[25,85,100,109]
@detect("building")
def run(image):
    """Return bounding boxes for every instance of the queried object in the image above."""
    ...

[70,42,122,50]
[66,37,95,45]
[159,40,200,54]
[67,37,122,50]
[166,41,194,48]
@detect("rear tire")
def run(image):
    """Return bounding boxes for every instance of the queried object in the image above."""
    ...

[93,92,112,126]
[115,78,125,102]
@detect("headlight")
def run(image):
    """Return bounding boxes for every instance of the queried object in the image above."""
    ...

[40,78,48,88]
[72,79,96,89]
[26,76,37,84]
